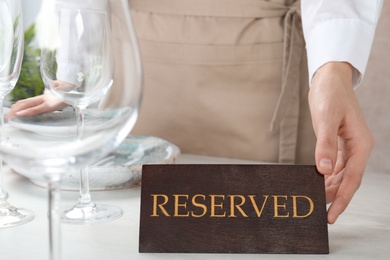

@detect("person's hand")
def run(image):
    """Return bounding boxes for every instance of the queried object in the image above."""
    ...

[7,92,68,119]
[308,62,375,224]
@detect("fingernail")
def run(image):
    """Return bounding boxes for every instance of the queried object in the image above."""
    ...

[320,158,333,171]
[328,213,338,224]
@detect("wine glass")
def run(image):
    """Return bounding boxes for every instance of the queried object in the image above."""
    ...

[0,0,143,259]
[0,0,34,228]
[40,6,123,224]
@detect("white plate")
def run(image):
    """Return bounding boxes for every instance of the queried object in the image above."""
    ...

[11,135,180,190]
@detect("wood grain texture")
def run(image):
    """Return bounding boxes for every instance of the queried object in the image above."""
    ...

[139,164,329,254]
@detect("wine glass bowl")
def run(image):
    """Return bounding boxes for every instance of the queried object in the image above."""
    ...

[40,14,114,110]
[40,7,115,135]
[0,0,22,94]
[2,106,136,172]
[0,0,34,228]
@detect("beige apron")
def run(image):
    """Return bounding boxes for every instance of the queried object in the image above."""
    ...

[128,0,316,164]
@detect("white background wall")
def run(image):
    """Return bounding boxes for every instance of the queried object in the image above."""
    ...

[357,1,390,173]
[22,0,42,28]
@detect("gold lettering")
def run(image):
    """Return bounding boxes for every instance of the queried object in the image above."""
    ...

[292,195,314,218]
[173,194,190,217]
[273,195,289,218]
[249,195,269,217]
[191,194,207,218]
[151,194,170,217]
[210,195,226,217]
[228,195,248,217]
[150,193,315,219]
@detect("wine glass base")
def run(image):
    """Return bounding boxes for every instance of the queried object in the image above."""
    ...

[60,203,123,224]
[0,205,35,228]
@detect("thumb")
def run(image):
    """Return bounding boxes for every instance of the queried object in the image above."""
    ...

[314,123,339,175]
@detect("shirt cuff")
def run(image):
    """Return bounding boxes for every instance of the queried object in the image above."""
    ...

[305,18,377,87]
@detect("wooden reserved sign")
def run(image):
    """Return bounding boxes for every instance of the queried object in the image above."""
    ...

[139,164,329,254]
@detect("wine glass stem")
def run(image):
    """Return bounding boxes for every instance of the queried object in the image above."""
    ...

[74,106,86,141]
[0,97,4,140]
[47,174,62,260]
[73,105,94,206]
[0,97,8,199]
[0,160,8,200]
[78,167,93,206]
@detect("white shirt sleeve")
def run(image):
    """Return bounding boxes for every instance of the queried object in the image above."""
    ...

[301,0,383,87]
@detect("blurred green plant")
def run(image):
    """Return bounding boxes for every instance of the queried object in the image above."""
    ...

[8,24,44,102]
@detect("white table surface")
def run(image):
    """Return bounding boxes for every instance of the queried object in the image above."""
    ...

[1,154,389,260]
